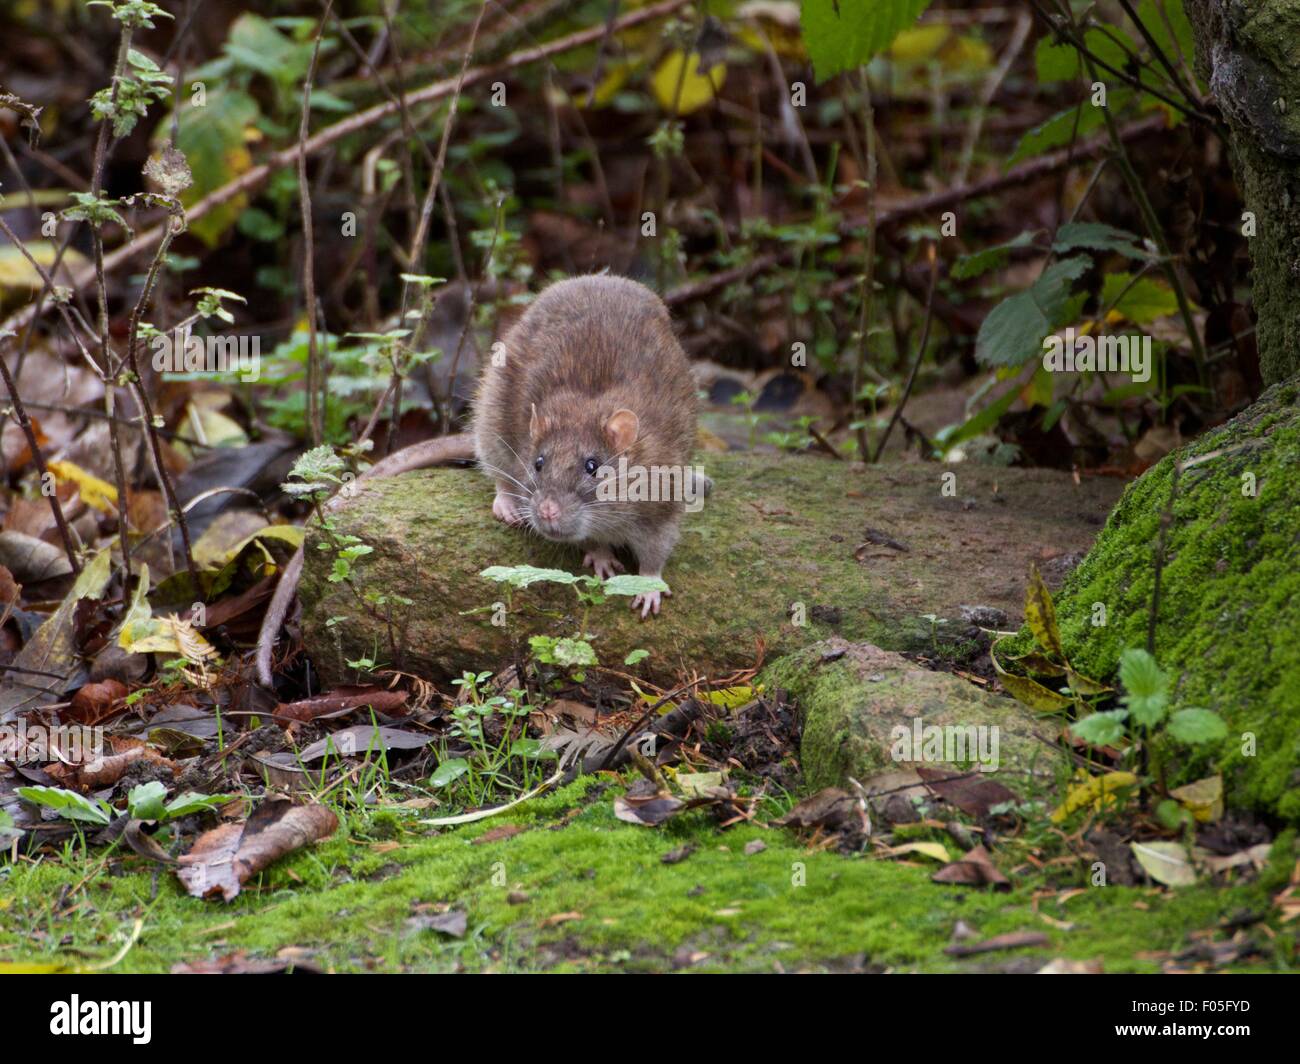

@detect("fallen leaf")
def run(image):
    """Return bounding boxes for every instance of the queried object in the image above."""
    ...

[932,844,1011,891]
[1131,841,1197,887]
[176,800,339,901]
[539,911,582,928]
[1170,775,1223,823]
[917,766,1019,818]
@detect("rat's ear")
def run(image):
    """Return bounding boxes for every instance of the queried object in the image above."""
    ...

[529,402,550,441]
[603,408,640,454]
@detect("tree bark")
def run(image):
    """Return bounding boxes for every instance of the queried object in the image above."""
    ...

[1187,0,1300,385]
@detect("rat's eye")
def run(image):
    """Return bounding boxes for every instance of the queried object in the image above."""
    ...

[584,457,599,476]
[534,455,545,471]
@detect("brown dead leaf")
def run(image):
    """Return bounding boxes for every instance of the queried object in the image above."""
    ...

[68,678,128,725]
[176,799,339,901]
[47,735,176,788]
[774,787,861,831]
[917,766,1019,818]
[274,686,408,723]
[539,911,582,928]
[932,844,1012,891]
[473,824,525,845]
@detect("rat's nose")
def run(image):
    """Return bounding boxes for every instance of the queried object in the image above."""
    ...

[537,498,561,522]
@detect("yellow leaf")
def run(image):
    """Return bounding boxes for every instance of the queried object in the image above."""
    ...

[121,615,218,662]
[886,841,951,862]
[1024,563,1064,659]
[1051,770,1138,824]
[702,684,761,710]
[1170,775,1223,824]
[991,639,1072,713]
[651,51,725,115]
[47,460,118,514]
[939,35,994,72]
[0,242,88,296]
[887,25,950,63]
[576,62,632,108]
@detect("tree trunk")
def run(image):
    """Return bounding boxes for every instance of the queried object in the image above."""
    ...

[1187,0,1300,385]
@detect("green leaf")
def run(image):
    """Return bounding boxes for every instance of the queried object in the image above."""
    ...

[1052,222,1148,260]
[1007,93,1129,167]
[430,758,469,787]
[1101,273,1181,323]
[127,781,168,821]
[624,648,650,666]
[1119,647,1169,727]
[975,256,1090,367]
[170,88,260,246]
[1137,0,1198,86]
[17,786,111,826]
[602,574,670,598]
[479,565,583,589]
[1070,710,1128,747]
[952,230,1040,281]
[799,0,935,83]
[164,792,235,819]
[550,637,598,668]
[1166,708,1228,745]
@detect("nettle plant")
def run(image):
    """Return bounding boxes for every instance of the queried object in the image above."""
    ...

[284,445,411,674]
[479,565,664,681]
[430,670,552,806]
[995,566,1227,796]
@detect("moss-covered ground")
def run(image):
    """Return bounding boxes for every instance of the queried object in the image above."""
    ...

[1017,379,1300,818]
[1,778,1291,973]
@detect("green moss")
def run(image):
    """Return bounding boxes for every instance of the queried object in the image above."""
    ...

[1013,379,1300,817]
[763,639,1049,792]
[0,779,1285,973]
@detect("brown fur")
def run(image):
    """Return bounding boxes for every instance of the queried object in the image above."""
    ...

[472,275,698,586]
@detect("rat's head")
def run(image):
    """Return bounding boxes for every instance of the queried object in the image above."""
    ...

[525,403,639,542]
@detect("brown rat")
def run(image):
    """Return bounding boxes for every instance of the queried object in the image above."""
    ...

[472,275,704,617]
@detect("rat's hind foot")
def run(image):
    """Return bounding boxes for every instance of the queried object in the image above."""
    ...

[631,582,670,619]
[583,546,625,581]
[492,486,525,526]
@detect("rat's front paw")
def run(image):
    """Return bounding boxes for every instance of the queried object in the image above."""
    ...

[582,547,625,581]
[631,586,671,619]
[492,490,524,526]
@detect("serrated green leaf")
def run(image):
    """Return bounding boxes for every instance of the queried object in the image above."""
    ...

[799,0,934,82]
[1052,221,1148,260]
[602,574,670,597]
[1166,707,1228,744]
[1101,273,1181,323]
[1070,710,1128,747]
[479,565,583,589]
[975,257,1090,367]
[952,230,1040,281]
[1007,93,1130,167]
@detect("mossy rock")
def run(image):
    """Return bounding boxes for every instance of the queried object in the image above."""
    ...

[299,453,1122,686]
[763,638,1051,792]
[1024,377,1300,818]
